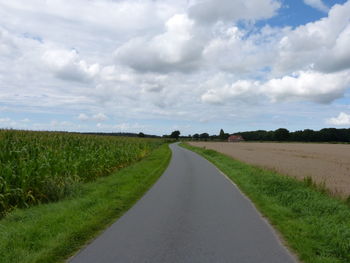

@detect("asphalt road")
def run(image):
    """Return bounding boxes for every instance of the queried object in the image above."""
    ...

[70,143,297,263]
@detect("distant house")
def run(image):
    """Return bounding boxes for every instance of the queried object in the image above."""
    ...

[228,135,244,142]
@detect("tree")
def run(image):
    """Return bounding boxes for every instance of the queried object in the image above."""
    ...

[219,129,229,140]
[219,129,225,140]
[274,128,290,141]
[138,132,145,137]
[193,133,199,140]
[200,132,209,141]
[170,130,181,140]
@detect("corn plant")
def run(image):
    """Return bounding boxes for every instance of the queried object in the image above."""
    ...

[0,130,162,216]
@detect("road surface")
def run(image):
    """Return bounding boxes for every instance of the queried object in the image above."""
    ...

[70,143,297,263]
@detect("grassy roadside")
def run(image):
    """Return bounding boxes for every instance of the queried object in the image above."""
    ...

[0,144,171,263]
[181,143,350,263]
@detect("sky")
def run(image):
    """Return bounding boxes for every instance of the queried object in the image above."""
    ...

[0,0,350,136]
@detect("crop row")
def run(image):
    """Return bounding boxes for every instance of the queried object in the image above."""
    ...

[0,130,163,216]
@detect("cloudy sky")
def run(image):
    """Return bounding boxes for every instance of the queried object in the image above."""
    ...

[1,0,350,135]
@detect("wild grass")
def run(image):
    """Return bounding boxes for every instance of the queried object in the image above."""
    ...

[0,129,163,216]
[181,143,350,263]
[0,143,171,263]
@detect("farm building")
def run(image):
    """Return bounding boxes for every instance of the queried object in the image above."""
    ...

[228,135,244,142]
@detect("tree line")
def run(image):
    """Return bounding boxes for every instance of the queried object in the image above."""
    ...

[92,128,350,143]
[164,128,350,143]
[235,128,350,142]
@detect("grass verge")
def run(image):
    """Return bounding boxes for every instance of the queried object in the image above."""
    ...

[181,143,350,263]
[0,144,171,263]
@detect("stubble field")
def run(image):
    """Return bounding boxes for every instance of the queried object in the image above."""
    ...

[189,142,350,197]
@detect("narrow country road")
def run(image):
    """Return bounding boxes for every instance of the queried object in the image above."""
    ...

[69,143,297,263]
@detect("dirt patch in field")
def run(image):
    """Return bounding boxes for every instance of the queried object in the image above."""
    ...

[189,142,350,197]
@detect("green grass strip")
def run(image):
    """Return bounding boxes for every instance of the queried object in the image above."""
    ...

[0,144,171,263]
[181,143,350,263]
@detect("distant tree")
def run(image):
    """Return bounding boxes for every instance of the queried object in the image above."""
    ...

[210,135,219,141]
[274,128,290,141]
[193,133,199,140]
[218,129,230,141]
[336,129,350,142]
[170,130,181,140]
[138,132,145,137]
[219,129,227,141]
[200,132,209,141]
[303,129,316,141]
[319,128,338,142]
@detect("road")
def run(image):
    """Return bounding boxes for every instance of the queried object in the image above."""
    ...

[70,143,297,263]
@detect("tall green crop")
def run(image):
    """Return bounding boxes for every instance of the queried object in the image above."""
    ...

[0,130,162,216]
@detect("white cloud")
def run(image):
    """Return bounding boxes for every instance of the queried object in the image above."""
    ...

[0,118,11,123]
[327,112,350,125]
[115,13,204,73]
[92,113,108,122]
[201,70,350,105]
[263,70,350,103]
[198,1,350,79]
[113,123,144,131]
[316,23,350,73]
[0,29,17,56]
[189,0,281,24]
[304,0,329,12]
[78,113,89,121]
[0,0,180,47]
[0,106,9,112]
[202,25,280,75]
[42,49,100,82]
[77,113,108,122]
[201,74,260,104]
[0,117,17,128]
[274,1,350,75]
[115,1,282,73]
[96,122,145,132]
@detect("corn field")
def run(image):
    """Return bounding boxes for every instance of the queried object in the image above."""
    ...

[0,130,163,216]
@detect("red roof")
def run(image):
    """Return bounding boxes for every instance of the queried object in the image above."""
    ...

[228,135,244,141]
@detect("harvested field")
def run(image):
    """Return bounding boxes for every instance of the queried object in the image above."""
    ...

[189,142,350,197]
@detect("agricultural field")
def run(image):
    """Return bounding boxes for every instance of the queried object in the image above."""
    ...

[189,142,350,197]
[0,130,163,216]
